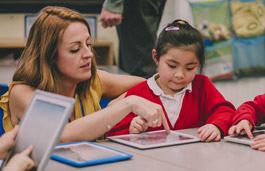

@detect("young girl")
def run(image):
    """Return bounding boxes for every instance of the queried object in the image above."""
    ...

[108,19,235,142]
[229,94,265,151]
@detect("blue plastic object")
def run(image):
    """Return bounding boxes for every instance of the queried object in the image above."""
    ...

[0,84,9,136]
[99,98,112,109]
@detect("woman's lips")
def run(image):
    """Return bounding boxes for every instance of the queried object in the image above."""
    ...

[80,62,90,69]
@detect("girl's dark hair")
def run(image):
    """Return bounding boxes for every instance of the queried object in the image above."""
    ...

[154,19,205,73]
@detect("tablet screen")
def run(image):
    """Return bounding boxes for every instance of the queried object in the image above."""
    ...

[53,143,125,163]
[108,130,200,149]
[118,130,193,145]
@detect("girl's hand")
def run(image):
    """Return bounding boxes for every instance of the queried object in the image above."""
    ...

[228,120,253,139]
[129,116,148,134]
[3,145,35,171]
[250,134,265,151]
[197,124,221,142]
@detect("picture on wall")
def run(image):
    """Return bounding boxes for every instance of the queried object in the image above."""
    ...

[25,15,97,38]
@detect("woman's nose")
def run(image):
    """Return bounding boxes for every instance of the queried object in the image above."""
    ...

[82,45,93,58]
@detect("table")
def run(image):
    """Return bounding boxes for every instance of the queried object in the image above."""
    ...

[45,128,265,171]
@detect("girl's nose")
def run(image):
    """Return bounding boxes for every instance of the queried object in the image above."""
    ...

[174,69,184,79]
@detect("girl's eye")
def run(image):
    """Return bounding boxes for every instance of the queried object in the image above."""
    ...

[186,68,194,71]
[168,64,176,68]
[70,49,79,53]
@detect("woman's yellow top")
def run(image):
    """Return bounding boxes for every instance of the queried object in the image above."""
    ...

[0,74,102,132]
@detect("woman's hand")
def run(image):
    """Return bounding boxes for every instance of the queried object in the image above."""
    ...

[126,95,170,133]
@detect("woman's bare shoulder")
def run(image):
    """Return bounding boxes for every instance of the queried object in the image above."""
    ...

[8,84,35,121]
[10,84,35,98]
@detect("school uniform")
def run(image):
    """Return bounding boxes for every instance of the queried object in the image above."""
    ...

[108,74,235,136]
[232,94,265,129]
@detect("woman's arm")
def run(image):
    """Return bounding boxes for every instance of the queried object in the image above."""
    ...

[97,70,145,99]
[60,95,170,142]
[9,84,35,126]
[9,83,170,143]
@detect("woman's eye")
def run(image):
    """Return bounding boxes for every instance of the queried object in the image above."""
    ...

[70,49,79,53]
[86,43,91,48]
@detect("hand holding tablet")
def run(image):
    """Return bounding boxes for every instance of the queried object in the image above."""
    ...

[1,90,75,171]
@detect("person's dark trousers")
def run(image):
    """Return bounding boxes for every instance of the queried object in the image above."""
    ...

[117,0,166,78]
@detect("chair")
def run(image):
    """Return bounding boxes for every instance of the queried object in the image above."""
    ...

[0,84,9,136]
[99,98,112,109]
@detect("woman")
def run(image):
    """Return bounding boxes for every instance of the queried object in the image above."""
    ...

[0,6,169,143]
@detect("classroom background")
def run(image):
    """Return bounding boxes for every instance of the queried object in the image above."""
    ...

[0,0,265,108]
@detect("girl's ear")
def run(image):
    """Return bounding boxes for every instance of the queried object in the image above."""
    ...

[152,49,159,65]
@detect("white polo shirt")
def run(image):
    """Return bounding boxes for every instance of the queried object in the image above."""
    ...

[147,74,192,126]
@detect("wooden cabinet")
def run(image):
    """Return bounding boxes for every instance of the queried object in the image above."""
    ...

[92,38,114,65]
[0,37,114,65]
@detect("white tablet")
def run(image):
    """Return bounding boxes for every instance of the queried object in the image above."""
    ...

[224,130,265,145]
[1,90,75,171]
[108,130,200,149]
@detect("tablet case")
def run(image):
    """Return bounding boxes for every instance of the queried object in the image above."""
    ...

[51,141,133,167]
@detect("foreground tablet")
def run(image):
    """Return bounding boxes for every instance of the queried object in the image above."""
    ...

[51,141,133,167]
[108,130,200,149]
[224,130,265,145]
[1,90,75,171]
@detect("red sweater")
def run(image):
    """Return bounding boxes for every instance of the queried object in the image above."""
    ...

[108,75,235,137]
[232,94,265,129]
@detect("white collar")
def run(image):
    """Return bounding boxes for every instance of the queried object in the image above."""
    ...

[147,73,192,97]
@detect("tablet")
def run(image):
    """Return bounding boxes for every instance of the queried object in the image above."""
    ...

[224,130,265,145]
[1,90,75,171]
[51,141,133,167]
[108,130,200,149]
